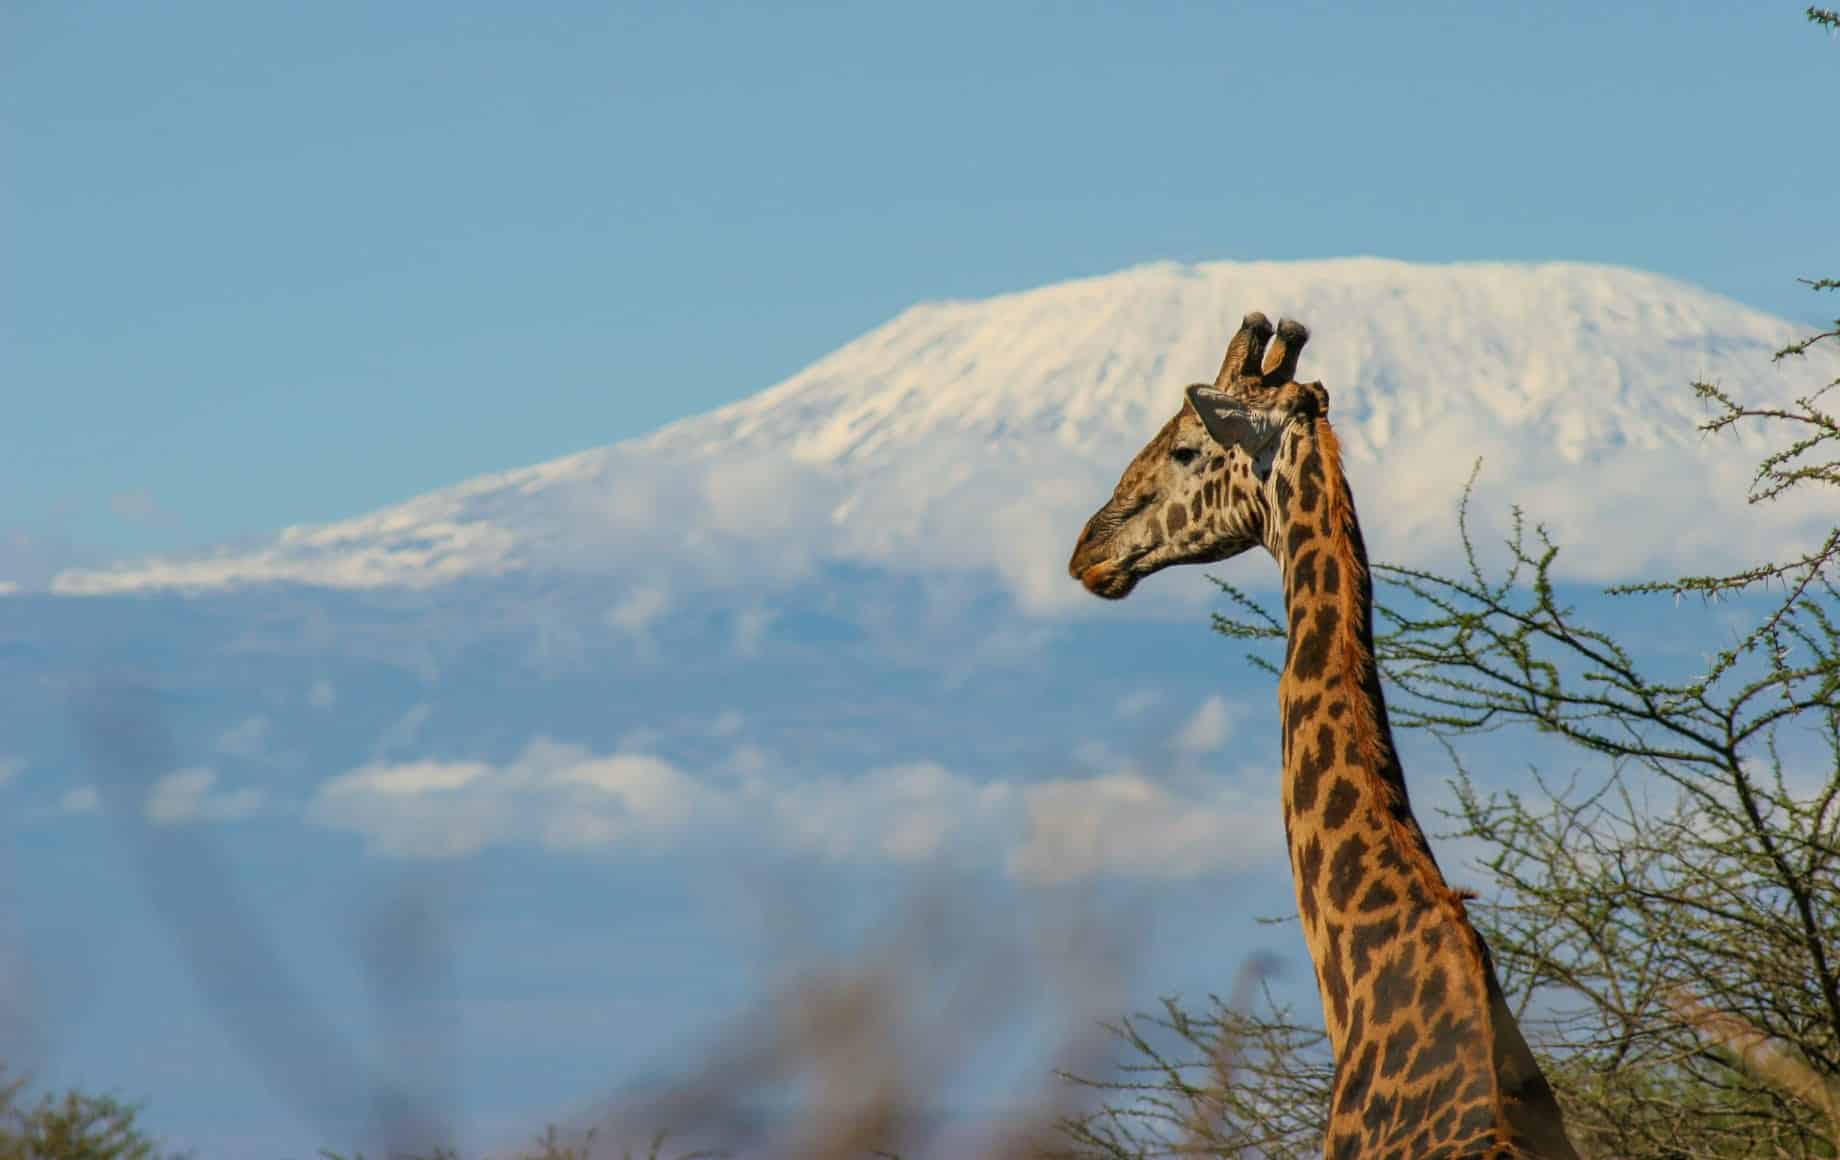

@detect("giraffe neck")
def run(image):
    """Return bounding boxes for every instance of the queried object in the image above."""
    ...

[1265,417,1576,1158]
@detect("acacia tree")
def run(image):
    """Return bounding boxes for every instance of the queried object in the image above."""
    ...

[1065,14,1839,1155]
[0,1070,182,1160]
[1370,319,1838,1156]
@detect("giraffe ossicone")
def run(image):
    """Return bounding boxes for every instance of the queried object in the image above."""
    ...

[1069,313,1579,1159]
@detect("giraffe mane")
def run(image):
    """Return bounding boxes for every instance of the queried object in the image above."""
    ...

[1310,415,1385,775]
[1315,412,1528,1137]
[1313,414,1485,920]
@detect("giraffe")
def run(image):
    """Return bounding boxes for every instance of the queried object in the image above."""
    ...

[1066,313,1578,1159]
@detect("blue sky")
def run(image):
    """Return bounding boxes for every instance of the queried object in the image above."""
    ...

[5,2,1837,568]
[4,7,1839,1156]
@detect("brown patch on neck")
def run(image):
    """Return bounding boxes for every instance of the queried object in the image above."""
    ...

[1311,415,1464,905]
[1311,417,1386,777]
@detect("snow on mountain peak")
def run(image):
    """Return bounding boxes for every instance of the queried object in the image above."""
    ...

[47,258,1836,611]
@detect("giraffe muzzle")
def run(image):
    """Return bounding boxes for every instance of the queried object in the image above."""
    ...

[1078,560,1138,599]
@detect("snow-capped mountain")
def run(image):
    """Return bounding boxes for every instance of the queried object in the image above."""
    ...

[48,259,1834,612]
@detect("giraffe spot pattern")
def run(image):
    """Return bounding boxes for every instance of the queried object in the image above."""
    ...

[1290,546,1319,594]
[1288,601,1341,681]
[1344,997,1368,1057]
[1321,777,1359,830]
[1372,954,1415,1028]
[1322,552,1342,595]
[1283,693,1322,745]
[1327,832,1368,910]
[1456,1102,1498,1139]
[1409,1012,1473,1082]
[1333,1040,1379,1116]
[1297,445,1325,513]
[1380,1020,1418,1077]
[1297,835,1324,929]
[1322,920,1351,1030]
[1349,915,1401,980]
[1417,963,1449,1016]
[1293,723,1335,814]
[1285,520,1314,559]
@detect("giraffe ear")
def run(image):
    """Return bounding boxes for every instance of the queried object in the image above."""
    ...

[1186,385,1288,455]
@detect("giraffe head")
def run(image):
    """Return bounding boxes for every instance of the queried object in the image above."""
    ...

[1068,312,1327,599]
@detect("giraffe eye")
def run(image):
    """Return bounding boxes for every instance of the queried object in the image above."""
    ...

[1171,447,1200,467]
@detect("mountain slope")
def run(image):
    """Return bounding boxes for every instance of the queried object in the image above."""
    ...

[48,258,1836,612]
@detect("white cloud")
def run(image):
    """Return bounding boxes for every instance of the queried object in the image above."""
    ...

[768,762,1013,866]
[0,758,23,787]
[984,474,1121,617]
[214,716,270,760]
[60,786,99,814]
[144,768,263,825]
[1008,772,1280,886]
[308,680,336,709]
[553,750,701,828]
[309,739,710,859]
[702,457,811,539]
[307,735,1283,884]
[331,760,489,797]
[53,514,522,595]
[1173,695,1236,755]
[605,584,671,636]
